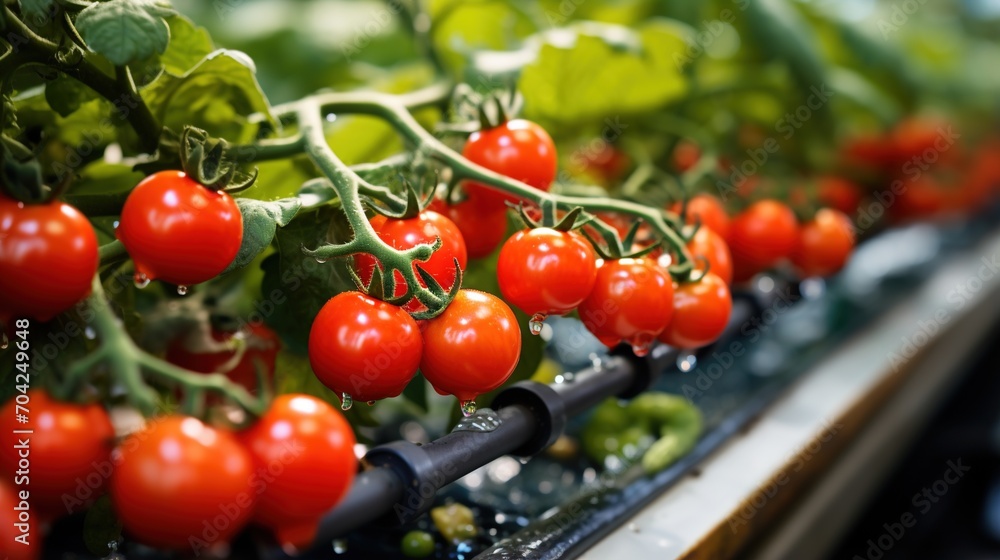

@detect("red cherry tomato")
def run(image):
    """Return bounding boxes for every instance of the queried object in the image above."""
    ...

[308,291,421,404]
[671,194,731,239]
[116,171,242,287]
[166,323,280,399]
[578,258,674,355]
[497,228,597,321]
[672,140,701,173]
[429,198,509,259]
[687,227,733,286]
[239,394,356,549]
[791,208,856,277]
[420,290,521,404]
[888,177,952,223]
[354,210,467,312]
[583,145,630,184]
[726,200,798,275]
[110,416,256,550]
[462,119,557,210]
[0,391,114,513]
[0,482,39,560]
[658,273,732,349]
[0,197,98,322]
[818,176,863,216]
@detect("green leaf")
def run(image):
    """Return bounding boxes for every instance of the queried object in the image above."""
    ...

[67,161,143,196]
[222,197,302,275]
[142,49,277,143]
[518,21,689,126]
[18,0,57,23]
[44,73,98,117]
[160,14,214,75]
[75,0,175,66]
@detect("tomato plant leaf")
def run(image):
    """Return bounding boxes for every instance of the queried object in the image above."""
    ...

[44,73,98,118]
[75,0,175,66]
[18,0,57,23]
[222,197,302,275]
[160,14,215,75]
[142,49,277,143]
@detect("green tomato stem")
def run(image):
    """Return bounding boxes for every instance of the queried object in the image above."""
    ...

[98,240,128,267]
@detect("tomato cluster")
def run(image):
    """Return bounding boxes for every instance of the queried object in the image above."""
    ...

[0,391,357,554]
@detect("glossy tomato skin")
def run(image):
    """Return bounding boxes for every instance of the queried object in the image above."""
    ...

[110,416,255,550]
[0,482,39,560]
[578,258,674,354]
[116,171,242,286]
[0,391,114,513]
[239,394,356,548]
[658,273,732,349]
[429,198,508,259]
[497,228,597,317]
[726,200,798,279]
[791,208,856,278]
[672,194,730,239]
[687,227,733,286]
[0,197,98,321]
[354,211,468,311]
[420,290,521,402]
[308,292,421,403]
[818,177,863,216]
[462,119,557,210]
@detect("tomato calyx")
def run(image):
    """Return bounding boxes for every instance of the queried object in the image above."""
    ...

[136,126,258,193]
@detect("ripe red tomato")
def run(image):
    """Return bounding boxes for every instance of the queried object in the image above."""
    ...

[166,323,281,398]
[462,119,557,210]
[116,171,242,287]
[658,273,732,349]
[818,176,863,216]
[671,194,731,239]
[0,482,39,560]
[429,198,508,259]
[420,290,521,404]
[687,227,733,286]
[578,258,674,355]
[0,197,98,322]
[672,140,701,172]
[308,291,421,404]
[354,210,467,311]
[239,394,356,549]
[581,145,630,184]
[726,200,798,276]
[0,391,114,513]
[888,177,952,223]
[110,416,255,551]
[891,117,950,163]
[791,208,856,277]
[497,228,597,322]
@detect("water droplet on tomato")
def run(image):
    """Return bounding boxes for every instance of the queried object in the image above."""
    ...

[460,399,477,417]
[134,273,150,289]
[631,342,652,357]
[84,327,96,340]
[340,393,353,410]
[177,285,188,296]
[528,313,547,335]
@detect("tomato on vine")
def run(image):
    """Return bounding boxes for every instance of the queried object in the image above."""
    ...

[497,227,597,332]
[687,227,733,286]
[420,290,521,415]
[110,416,256,551]
[818,177,863,216]
[0,391,114,513]
[0,197,98,322]
[308,291,422,408]
[726,199,798,281]
[239,394,357,549]
[578,258,674,356]
[658,273,732,349]
[671,193,730,239]
[116,170,243,290]
[354,210,467,311]
[166,322,281,398]
[462,119,557,210]
[429,198,508,259]
[791,208,856,278]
